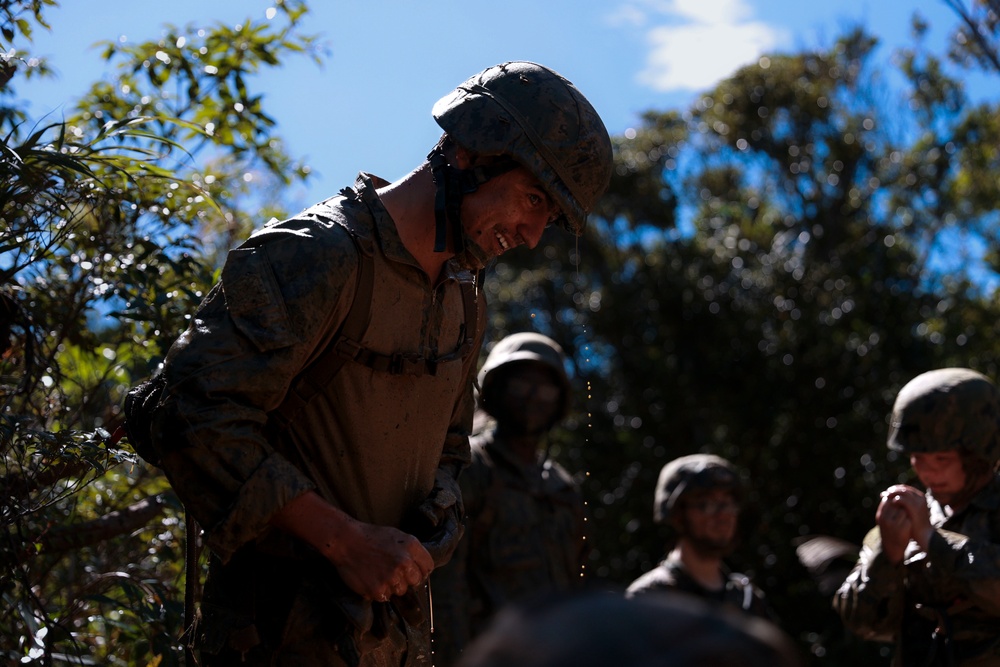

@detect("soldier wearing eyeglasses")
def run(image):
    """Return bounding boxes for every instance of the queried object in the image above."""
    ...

[429,332,587,666]
[625,454,773,620]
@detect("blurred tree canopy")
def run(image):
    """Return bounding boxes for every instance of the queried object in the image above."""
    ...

[3,0,1000,665]
[483,6,1000,666]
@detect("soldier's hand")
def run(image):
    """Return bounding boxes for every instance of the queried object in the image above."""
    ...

[271,491,434,602]
[876,489,914,565]
[330,521,435,602]
[882,484,933,551]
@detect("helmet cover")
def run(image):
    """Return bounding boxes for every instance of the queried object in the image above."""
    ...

[478,332,571,421]
[654,454,741,525]
[433,61,613,235]
[887,367,1000,464]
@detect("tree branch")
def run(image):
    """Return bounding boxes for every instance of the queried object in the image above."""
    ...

[37,494,168,554]
[943,0,1000,73]
[0,459,92,501]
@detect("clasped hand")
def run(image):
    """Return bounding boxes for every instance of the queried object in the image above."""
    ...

[875,484,933,564]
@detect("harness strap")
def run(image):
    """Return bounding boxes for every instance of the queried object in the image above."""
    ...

[273,195,481,428]
[272,222,375,428]
[347,276,479,377]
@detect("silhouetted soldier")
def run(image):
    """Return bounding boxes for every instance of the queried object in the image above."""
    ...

[430,333,587,665]
[834,368,1000,666]
[626,454,772,619]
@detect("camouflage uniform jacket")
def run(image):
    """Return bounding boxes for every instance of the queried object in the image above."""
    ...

[833,474,1000,667]
[624,552,773,620]
[151,173,484,666]
[429,429,587,666]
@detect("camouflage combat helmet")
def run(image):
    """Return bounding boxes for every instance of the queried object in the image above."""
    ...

[478,332,571,421]
[433,61,613,234]
[431,61,613,244]
[887,367,1000,464]
[654,454,742,525]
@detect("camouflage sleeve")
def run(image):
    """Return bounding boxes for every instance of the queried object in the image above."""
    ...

[427,515,471,667]
[625,564,671,599]
[425,454,491,666]
[151,219,360,563]
[542,461,589,585]
[831,526,906,642]
[924,525,1000,615]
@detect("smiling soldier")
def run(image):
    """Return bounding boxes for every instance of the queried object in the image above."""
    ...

[146,62,612,666]
[429,332,588,666]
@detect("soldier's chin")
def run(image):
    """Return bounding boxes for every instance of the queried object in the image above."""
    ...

[453,239,493,271]
[688,537,736,559]
[501,418,550,438]
[930,489,959,507]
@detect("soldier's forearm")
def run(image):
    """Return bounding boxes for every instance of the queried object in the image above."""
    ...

[270,490,362,564]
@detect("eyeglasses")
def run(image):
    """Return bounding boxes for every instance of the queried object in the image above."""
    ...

[686,499,740,516]
[506,377,561,403]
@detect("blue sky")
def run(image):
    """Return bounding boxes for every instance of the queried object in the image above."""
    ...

[16,0,983,211]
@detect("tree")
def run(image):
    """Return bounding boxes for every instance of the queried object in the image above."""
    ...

[945,0,1000,73]
[0,1,325,663]
[940,1,1000,279]
[482,24,1000,665]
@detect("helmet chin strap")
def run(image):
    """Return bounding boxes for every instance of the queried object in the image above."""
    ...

[427,147,519,268]
[455,239,493,272]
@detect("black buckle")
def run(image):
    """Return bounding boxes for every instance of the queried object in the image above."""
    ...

[333,338,364,360]
[388,353,436,377]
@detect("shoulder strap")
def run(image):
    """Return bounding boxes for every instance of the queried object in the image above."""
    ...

[271,220,375,428]
[272,224,481,427]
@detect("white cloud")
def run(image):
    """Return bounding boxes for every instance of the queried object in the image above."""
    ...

[605,0,676,28]
[614,0,787,93]
[670,0,752,24]
[638,20,781,91]
[605,4,651,28]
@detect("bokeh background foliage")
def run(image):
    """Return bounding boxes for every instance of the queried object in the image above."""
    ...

[3,0,1000,664]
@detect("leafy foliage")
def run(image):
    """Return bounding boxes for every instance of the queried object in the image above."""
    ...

[0,1,323,663]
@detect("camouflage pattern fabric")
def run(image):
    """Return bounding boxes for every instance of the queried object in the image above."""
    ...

[625,553,774,621]
[151,173,484,666]
[432,61,613,236]
[429,429,587,667]
[833,474,1000,667]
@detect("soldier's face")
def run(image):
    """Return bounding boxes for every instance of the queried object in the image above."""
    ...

[910,450,966,504]
[459,165,559,261]
[493,363,562,437]
[678,488,740,557]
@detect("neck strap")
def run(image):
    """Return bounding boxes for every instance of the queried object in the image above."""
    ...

[427,148,518,253]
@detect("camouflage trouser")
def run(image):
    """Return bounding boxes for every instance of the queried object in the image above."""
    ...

[196,548,428,667]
